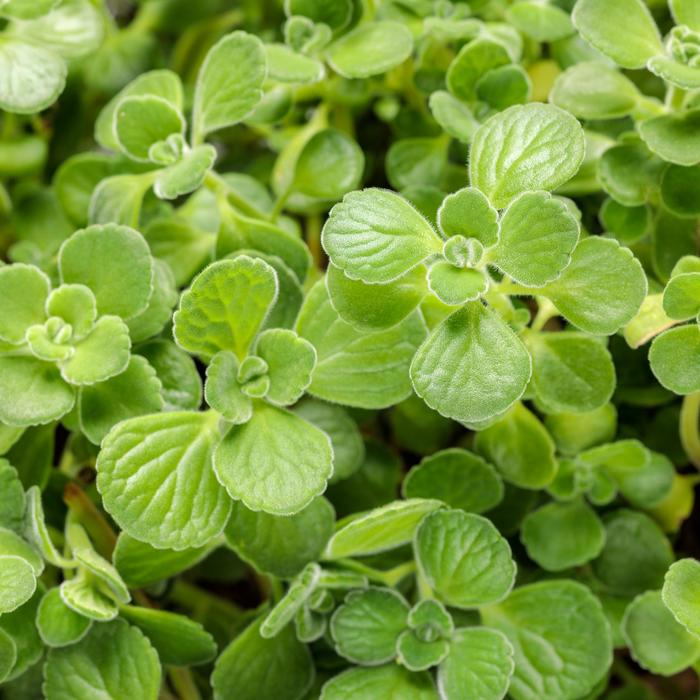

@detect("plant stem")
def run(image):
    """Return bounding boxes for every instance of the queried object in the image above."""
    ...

[681,392,700,469]
[531,297,558,332]
[168,667,202,700]
[63,483,117,558]
[335,558,416,587]
[306,214,323,268]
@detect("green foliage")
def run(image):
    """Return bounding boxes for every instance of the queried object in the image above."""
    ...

[2,1,700,697]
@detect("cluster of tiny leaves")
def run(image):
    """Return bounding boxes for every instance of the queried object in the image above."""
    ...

[0,0,700,699]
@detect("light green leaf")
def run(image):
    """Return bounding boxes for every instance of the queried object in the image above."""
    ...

[24,486,74,568]
[386,138,448,191]
[490,191,579,287]
[0,460,25,531]
[481,581,612,700]
[0,357,75,427]
[89,172,156,228]
[94,69,183,151]
[36,588,92,648]
[437,187,499,247]
[622,591,700,675]
[44,619,161,700]
[506,1,573,41]
[541,237,647,335]
[153,144,217,200]
[120,605,217,666]
[266,43,324,83]
[661,165,700,218]
[404,448,503,514]
[437,628,514,700]
[58,571,117,622]
[649,325,700,395]
[225,497,334,578]
[173,256,278,361]
[598,141,663,207]
[671,0,700,29]
[59,315,131,386]
[429,91,479,144]
[0,528,42,575]
[192,31,266,143]
[214,402,333,515]
[446,39,511,102]
[330,587,409,664]
[0,627,16,683]
[96,411,231,550]
[321,664,438,700]
[0,39,66,114]
[204,351,252,423]
[572,0,663,69]
[593,509,673,596]
[0,263,50,344]
[138,340,202,412]
[662,558,700,639]
[475,403,558,489]
[58,223,154,320]
[126,260,178,343]
[397,629,450,672]
[211,617,314,700]
[114,533,209,589]
[327,21,413,79]
[527,332,615,413]
[255,329,316,406]
[427,263,487,306]
[0,556,36,614]
[1,0,59,19]
[114,95,184,162]
[469,103,585,209]
[638,110,700,167]
[648,55,700,90]
[46,285,97,340]
[322,188,442,284]
[521,499,605,571]
[293,399,363,483]
[261,563,321,638]
[297,281,426,409]
[0,588,42,681]
[415,509,516,608]
[326,264,427,332]
[325,496,442,560]
[410,303,531,424]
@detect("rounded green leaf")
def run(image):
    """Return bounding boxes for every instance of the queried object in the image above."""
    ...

[46,284,97,340]
[325,499,442,560]
[528,332,615,413]
[330,587,409,664]
[638,110,700,167]
[265,43,324,84]
[291,129,364,201]
[437,628,514,700]
[0,588,42,682]
[204,351,252,423]
[550,63,641,120]
[125,259,178,343]
[664,271,700,321]
[173,256,278,361]
[481,580,612,700]
[321,664,438,700]
[153,144,217,200]
[649,325,700,395]
[403,448,503,514]
[0,627,16,684]
[446,39,511,102]
[521,499,605,572]
[296,281,426,409]
[0,357,75,427]
[114,95,185,162]
[96,411,231,550]
[598,141,663,207]
[662,558,700,638]
[0,38,66,114]
[0,556,36,614]
[0,528,42,575]
[327,21,413,79]
[410,303,531,425]
[600,199,652,245]
[58,224,154,320]
[322,188,442,284]
[119,605,217,666]
[24,486,75,569]
[214,402,333,516]
[572,0,662,69]
[622,591,700,676]
[469,103,585,209]
[427,263,487,306]
[437,187,499,246]
[44,619,161,700]
[396,630,449,672]
[415,509,516,608]
[192,31,266,143]
[326,264,427,332]
[225,497,334,578]
[0,460,25,531]
[429,91,479,144]
[661,164,700,218]
[593,509,673,596]
[36,588,92,648]
[0,263,50,344]
[507,1,573,41]
[541,237,647,335]
[211,617,314,700]
[475,403,557,489]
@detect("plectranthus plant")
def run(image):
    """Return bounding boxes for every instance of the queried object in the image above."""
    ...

[2,0,700,699]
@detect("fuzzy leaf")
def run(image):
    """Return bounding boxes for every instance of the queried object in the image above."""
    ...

[0,263,50,344]
[321,665,438,700]
[36,588,92,648]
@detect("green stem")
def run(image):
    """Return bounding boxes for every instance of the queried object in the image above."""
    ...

[681,392,700,469]
[270,186,292,221]
[306,214,323,269]
[531,297,558,332]
[335,558,416,587]
[168,667,202,700]
[496,280,534,297]
[204,171,265,219]
[63,483,117,558]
